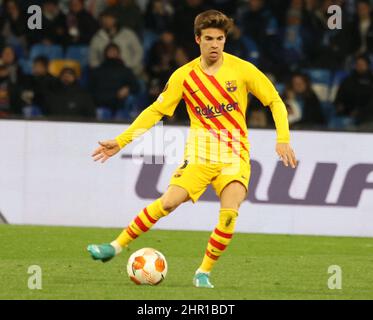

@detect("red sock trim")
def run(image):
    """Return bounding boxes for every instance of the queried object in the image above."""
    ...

[126,226,138,239]
[214,228,233,239]
[143,207,157,224]
[209,237,227,251]
[134,216,149,232]
[205,249,219,261]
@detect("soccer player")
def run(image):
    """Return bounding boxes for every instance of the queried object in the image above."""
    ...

[87,10,297,288]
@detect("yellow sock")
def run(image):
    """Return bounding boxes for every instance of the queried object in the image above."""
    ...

[116,198,169,247]
[199,208,238,273]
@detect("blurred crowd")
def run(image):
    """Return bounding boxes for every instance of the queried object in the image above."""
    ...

[1,0,373,131]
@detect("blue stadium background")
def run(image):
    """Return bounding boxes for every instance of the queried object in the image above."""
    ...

[1,0,373,132]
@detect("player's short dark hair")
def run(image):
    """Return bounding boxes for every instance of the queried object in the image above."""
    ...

[194,10,233,37]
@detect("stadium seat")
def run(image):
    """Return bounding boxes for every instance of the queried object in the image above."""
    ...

[96,107,113,121]
[143,30,159,64]
[49,59,81,78]
[303,68,332,102]
[22,105,43,118]
[65,45,89,68]
[329,70,349,102]
[275,82,285,95]
[29,43,64,61]
[242,35,260,65]
[18,58,33,75]
[328,70,352,129]
[115,95,139,121]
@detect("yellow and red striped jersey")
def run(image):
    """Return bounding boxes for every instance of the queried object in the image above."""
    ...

[116,52,290,163]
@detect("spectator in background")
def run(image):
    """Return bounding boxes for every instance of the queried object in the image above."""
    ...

[334,55,373,126]
[283,73,325,128]
[281,0,306,71]
[267,0,291,26]
[28,0,67,46]
[174,46,190,68]
[209,0,240,17]
[225,25,260,65]
[42,0,67,45]
[282,84,302,125]
[173,0,208,58]
[56,0,109,15]
[247,96,270,128]
[165,46,190,123]
[146,30,177,84]
[89,10,143,75]
[237,0,282,76]
[85,0,111,18]
[66,0,99,45]
[1,45,24,84]
[0,59,21,117]
[302,0,349,70]
[21,56,58,114]
[147,45,190,124]
[0,0,28,54]
[89,43,139,116]
[0,35,5,52]
[45,67,95,118]
[349,0,373,55]
[106,0,144,38]
[144,0,174,35]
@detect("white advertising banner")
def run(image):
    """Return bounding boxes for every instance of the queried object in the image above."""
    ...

[0,119,372,237]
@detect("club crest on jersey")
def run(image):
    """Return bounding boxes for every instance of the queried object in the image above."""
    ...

[225,80,237,92]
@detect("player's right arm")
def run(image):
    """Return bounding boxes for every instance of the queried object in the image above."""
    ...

[92,69,184,163]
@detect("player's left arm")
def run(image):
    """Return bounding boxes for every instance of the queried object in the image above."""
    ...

[243,62,297,168]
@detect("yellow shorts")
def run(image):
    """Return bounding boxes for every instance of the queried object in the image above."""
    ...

[169,159,251,203]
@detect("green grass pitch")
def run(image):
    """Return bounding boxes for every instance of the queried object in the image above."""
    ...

[0,224,372,300]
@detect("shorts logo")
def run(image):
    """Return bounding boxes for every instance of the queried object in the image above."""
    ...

[225,80,237,92]
[174,171,182,178]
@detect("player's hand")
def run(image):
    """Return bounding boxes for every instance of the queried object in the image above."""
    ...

[92,140,120,163]
[276,143,297,168]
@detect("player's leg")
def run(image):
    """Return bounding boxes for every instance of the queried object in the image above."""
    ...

[194,181,247,288]
[87,185,189,262]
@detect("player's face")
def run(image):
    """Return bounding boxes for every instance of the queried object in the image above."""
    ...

[196,28,226,63]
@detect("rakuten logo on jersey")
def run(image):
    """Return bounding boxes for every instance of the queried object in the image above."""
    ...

[195,102,239,119]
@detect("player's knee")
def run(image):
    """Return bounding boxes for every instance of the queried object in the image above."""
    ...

[220,182,247,210]
[160,196,181,213]
[220,201,242,212]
